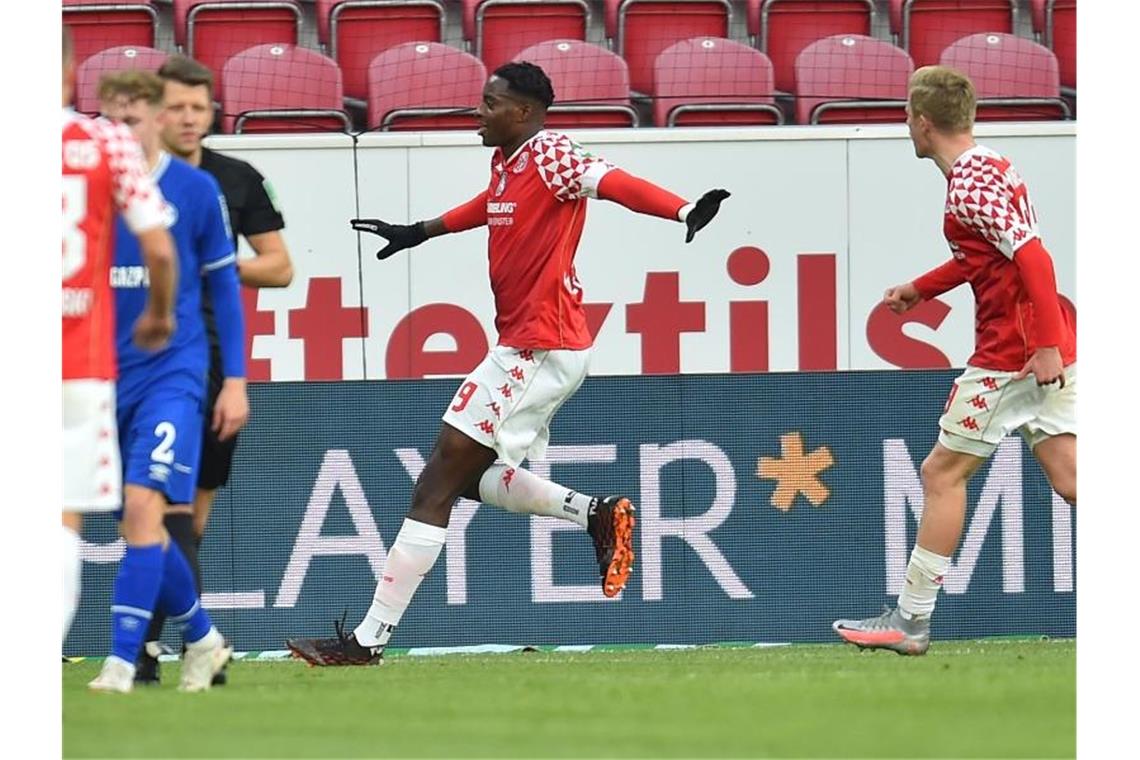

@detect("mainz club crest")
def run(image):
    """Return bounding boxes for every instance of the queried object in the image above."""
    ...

[513,152,529,174]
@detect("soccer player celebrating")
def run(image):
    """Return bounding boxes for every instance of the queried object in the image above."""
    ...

[832,66,1076,655]
[286,62,729,666]
[86,71,246,692]
[62,28,177,641]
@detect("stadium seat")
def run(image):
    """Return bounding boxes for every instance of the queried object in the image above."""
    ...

[939,33,1070,121]
[221,44,352,133]
[1029,0,1075,90]
[794,34,912,124]
[62,1,158,69]
[75,45,170,115]
[462,1,591,76]
[316,1,445,103]
[367,43,486,131]
[512,40,639,127]
[605,0,732,96]
[174,1,303,100]
[747,0,874,94]
[652,37,782,127]
[889,0,1015,68]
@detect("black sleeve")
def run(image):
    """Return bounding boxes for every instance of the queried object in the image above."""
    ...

[239,163,285,237]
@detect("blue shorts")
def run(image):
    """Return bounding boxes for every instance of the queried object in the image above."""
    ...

[117,387,204,506]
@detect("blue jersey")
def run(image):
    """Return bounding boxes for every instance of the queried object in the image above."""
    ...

[113,153,235,406]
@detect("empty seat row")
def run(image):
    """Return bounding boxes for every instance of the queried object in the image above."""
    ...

[63,0,1079,101]
[72,31,1070,134]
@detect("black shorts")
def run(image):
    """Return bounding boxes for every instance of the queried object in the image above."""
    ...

[197,369,240,490]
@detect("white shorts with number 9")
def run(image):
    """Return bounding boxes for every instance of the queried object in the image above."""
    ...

[63,379,122,512]
[442,345,592,467]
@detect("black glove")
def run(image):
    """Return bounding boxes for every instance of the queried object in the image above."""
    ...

[684,189,731,243]
[350,218,429,260]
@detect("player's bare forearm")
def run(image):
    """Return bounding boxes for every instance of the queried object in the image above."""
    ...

[423,218,449,238]
[137,226,177,316]
[214,377,249,440]
[238,231,293,287]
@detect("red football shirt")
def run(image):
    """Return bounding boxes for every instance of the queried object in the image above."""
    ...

[942,145,1076,371]
[482,130,615,350]
[62,110,165,381]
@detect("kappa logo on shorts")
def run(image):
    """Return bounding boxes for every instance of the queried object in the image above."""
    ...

[476,420,495,435]
[486,401,502,419]
[502,467,516,490]
[499,383,513,400]
[959,417,980,431]
[509,366,525,382]
[968,395,989,411]
[518,349,536,362]
[981,377,999,391]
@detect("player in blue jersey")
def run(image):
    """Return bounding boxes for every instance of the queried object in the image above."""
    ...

[87,71,247,693]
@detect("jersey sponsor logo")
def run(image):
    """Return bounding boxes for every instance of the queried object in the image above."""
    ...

[62,287,93,317]
[486,202,517,214]
[110,265,151,288]
[63,140,100,170]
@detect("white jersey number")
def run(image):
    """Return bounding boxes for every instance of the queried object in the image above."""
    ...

[62,176,88,281]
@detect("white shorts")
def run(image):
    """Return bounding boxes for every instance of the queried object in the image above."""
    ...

[63,379,122,512]
[442,345,591,467]
[938,363,1077,458]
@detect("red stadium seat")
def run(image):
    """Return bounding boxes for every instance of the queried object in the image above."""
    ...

[316,1,445,102]
[462,1,591,76]
[63,1,157,70]
[939,33,1070,121]
[604,0,731,96]
[174,1,302,100]
[1029,0,1075,90]
[221,44,352,133]
[367,42,486,131]
[794,34,913,124]
[75,45,170,115]
[889,0,1015,68]
[512,40,639,128]
[652,37,782,127]
[747,0,874,94]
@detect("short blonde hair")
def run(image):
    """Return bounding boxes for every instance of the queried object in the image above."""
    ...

[908,66,976,133]
[97,70,165,107]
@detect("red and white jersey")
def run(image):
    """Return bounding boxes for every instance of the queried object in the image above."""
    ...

[484,130,614,350]
[943,144,1076,371]
[62,109,165,381]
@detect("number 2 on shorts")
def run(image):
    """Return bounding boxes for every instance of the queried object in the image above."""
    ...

[152,421,176,464]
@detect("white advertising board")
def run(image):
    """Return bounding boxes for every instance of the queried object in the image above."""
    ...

[207,123,1075,381]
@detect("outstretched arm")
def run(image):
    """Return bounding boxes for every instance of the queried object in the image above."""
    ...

[596,170,729,243]
[352,191,488,260]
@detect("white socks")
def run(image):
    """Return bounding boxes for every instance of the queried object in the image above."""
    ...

[354,519,446,648]
[898,545,951,621]
[63,525,81,639]
[478,464,593,529]
[185,625,223,650]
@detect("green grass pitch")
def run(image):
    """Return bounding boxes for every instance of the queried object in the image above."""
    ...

[63,640,1074,758]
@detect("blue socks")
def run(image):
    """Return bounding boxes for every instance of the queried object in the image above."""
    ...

[109,543,165,664]
[157,540,213,644]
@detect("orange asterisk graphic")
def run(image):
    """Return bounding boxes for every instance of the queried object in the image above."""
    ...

[756,432,835,511]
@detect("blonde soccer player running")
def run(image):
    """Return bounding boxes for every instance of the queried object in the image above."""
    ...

[832,66,1076,655]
